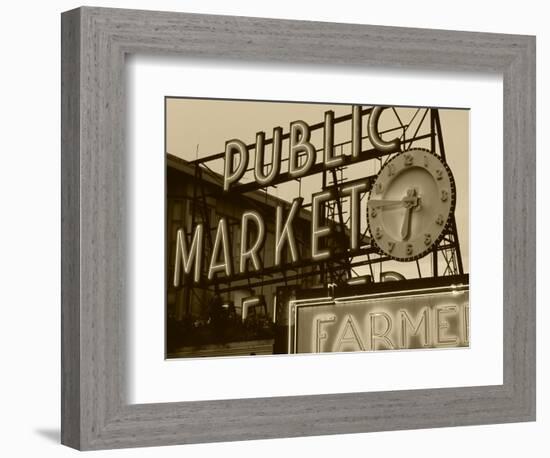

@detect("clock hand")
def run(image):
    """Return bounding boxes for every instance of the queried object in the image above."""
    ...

[401,206,413,240]
[367,199,405,208]
[368,196,418,209]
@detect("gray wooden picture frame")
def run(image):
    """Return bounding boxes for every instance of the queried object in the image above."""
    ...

[61,6,536,451]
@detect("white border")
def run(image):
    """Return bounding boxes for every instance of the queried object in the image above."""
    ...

[127,56,503,404]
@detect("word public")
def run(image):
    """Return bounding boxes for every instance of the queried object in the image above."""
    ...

[174,106,398,286]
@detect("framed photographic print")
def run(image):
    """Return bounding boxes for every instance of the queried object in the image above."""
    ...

[61,6,536,450]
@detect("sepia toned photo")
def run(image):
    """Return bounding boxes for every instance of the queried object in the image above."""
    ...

[165,98,469,359]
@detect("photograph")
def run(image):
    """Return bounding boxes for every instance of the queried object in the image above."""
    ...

[165,99,470,358]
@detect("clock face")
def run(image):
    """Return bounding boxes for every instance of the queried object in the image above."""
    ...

[367,148,456,261]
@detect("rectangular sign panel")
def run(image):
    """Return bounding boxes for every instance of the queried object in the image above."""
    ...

[292,285,469,354]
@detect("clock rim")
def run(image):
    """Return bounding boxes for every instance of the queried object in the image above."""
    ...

[366,147,457,262]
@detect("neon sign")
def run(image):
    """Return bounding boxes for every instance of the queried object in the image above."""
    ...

[290,286,469,353]
[173,107,411,286]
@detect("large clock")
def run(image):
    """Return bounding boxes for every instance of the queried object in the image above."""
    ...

[366,148,456,261]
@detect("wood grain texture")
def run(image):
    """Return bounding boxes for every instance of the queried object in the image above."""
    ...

[60,7,81,449]
[61,6,536,450]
